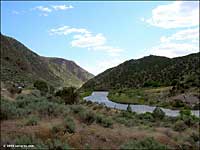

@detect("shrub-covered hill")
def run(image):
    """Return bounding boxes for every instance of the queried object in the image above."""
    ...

[81,53,200,91]
[0,34,94,87]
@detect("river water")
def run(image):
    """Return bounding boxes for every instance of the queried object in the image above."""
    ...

[84,91,200,117]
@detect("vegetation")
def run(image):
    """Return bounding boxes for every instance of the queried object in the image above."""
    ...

[79,90,93,99]
[33,80,49,95]
[126,104,132,112]
[55,87,79,104]
[13,135,71,149]
[107,87,199,109]
[25,115,39,126]
[1,90,199,149]
[63,117,76,133]
[120,137,169,150]
[1,34,93,88]
[15,135,47,149]
[81,53,199,91]
[1,33,199,149]
[173,120,187,131]
[153,107,165,119]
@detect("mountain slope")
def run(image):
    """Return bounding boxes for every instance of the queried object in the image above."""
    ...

[81,53,200,91]
[0,34,94,87]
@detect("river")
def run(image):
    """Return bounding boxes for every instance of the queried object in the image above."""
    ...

[83,91,200,117]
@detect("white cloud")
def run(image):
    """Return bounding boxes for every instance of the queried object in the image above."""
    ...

[160,27,199,43]
[50,26,124,56]
[145,1,199,28]
[143,2,199,58]
[71,33,124,56]
[35,6,52,13]
[39,13,48,17]
[33,5,73,16]
[150,33,199,58]
[52,5,73,10]
[150,42,199,58]
[12,11,20,15]
[153,27,199,57]
[93,46,124,56]
[71,33,106,48]
[50,26,90,35]
[82,58,125,75]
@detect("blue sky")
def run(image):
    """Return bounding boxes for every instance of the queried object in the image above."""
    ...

[1,1,199,75]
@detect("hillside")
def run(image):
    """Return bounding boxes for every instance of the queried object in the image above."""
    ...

[0,34,94,87]
[81,53,200,91]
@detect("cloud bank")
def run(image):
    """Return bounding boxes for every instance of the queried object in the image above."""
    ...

[145,1,199,29]
[143,1,199,58]
[50,26,124,57]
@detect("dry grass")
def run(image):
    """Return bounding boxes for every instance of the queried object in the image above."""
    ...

[1,101,199,149]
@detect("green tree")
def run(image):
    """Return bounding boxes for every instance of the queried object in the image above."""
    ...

[55,87,79,104]
[153,107,165,119]
[33,80,48,96]
[127,104,132,113]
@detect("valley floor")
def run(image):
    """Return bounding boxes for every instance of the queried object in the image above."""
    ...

[1,89,200,149]
[108,86,200,110]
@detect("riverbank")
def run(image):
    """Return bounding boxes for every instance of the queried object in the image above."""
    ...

[84,91,199,117]
[108,87,200,110]
[2,97,200,149]
[1,89,200,149]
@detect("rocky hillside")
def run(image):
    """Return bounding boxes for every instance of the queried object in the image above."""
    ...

[0,34,94,87]
[81,53,200,91]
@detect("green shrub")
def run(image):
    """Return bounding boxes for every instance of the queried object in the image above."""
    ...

[1,93,72,120]
[85,112,96,125]
[51,124,65,135]
[47,96,64,104]
[190,132,200,142]
[1,98,23,119]
[79,112,113,128]
[16,95,37,108]
[120,118,135,127]
[100,117,113,128]
[179,109,198,127]
[55,87,79,104]
[172,100,186,108]
[120,137,168,150]
[26,98,67,117]
[141,112,154,121]
[46,139,71,149]
[25,115,39,126]
[173,120,187,131]
[15,135,47,149]
[183,115,198,127]
[153,107,165,119]
[64,117,76,133]
[31,89,41,97]
[127,104,132,112]
[143,81,161,87]
[49,85,55,94]
[70,105,85,114]
[120,111,135,119]
[171,79,178,86]
[33,80,48,96]
[95,114,104,124]
[79,110,96,125]
[180,109,191,117]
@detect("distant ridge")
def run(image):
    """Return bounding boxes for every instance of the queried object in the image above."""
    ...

[0,34,94,87]
[81,52,200,91]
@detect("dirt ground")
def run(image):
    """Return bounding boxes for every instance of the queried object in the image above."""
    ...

[1,116,181,149]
